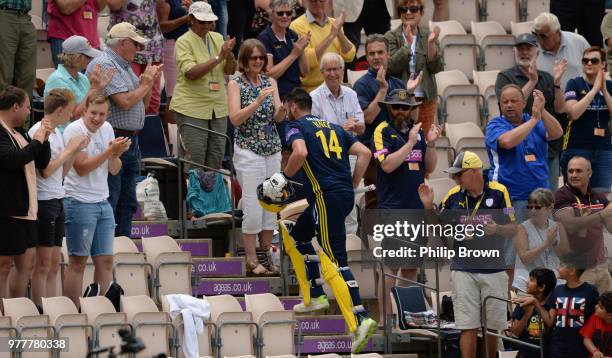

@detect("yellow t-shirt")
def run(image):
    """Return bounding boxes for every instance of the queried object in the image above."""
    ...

[170,29,229,120]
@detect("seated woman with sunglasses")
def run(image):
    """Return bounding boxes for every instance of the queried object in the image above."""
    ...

[227,39,286,276]
[562,46,612,192]
[384,0,442,134]
[512,188,570,293]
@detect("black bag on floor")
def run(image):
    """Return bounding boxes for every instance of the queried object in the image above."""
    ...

[83,281,124,312]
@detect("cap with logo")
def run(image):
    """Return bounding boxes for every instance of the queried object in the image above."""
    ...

[514,32,538,47]
[379,89,422,107]
[62,35,101,58]
[189,1,218,22]
[107,22,147,44]
[445,150,483,174]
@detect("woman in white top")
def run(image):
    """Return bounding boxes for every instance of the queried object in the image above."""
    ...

[62,93,131,306]
[28,89,89,306]
[512,188,570,293]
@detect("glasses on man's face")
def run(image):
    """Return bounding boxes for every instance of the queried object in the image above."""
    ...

[397,6,422,15]
[249,55,266,61]
[323,66,342,73]
[582,57,601,65]
[390,104,411,111]
[532,30,549,40]
[275,10,293,17]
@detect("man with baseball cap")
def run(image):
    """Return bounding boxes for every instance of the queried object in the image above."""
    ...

[495,32,567,191]
[62,36,102,59]
[86,22,163,238]
[419,150,517,358]
[372,88,442,322]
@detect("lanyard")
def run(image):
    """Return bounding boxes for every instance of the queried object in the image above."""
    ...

[465,192,485,223]
[583,77,603,128]
[574,193,591,216]
[327,91,346,122]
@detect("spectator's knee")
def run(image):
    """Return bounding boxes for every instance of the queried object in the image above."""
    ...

[67,257,89,274]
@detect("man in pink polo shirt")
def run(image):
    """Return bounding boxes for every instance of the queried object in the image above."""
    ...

[47,0,106,68]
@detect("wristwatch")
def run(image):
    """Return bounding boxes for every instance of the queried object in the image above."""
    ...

[214,55,220,64]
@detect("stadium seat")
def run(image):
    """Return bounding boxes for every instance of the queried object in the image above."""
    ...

[445,122,484,149]
[473,70,500,95]
[481,0,520,32]
[36,68,55,85]
[499,351,519,358]
[0,309,14,358]
[79,296,129,354]
[347,69,368,88]
[435,70,482,126]
[427,177,457,206]
[121,295,175,358]
[448,0,480,31]
[2,298,54,358]
[521,0,550,21]
[510,21,534,36]
[389,287,438,346]
[244,293,297,358]
[141,236,192,302]
[160,295,215,358]
[41,296,91,358]
[37,41,54,70]
[431,146,454,179]
[30,15,44,30]
[472,70,500,126]
[471,21,517,71]
[207,295,257,358]
[430,20,480,81]
[113,236,152,297]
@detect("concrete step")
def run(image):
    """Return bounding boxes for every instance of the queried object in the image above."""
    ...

[191,256,245,277]
[195,276,283,296]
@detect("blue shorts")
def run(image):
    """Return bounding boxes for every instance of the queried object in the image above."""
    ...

[64,197,115,257]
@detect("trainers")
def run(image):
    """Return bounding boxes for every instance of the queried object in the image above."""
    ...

[293,295,329,313]
[351,317,377,353]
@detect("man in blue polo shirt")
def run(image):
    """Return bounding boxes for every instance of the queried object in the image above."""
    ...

[486,84,563,210]
[354,34,420,208]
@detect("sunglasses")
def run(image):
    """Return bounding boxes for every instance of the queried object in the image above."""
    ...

[275,10,293,17]
[397,6,423,15]
[531,31,549,40]
[582,57,601,65]
[527,205,544,210]
[249,55,266,61]
[390,104,412,111]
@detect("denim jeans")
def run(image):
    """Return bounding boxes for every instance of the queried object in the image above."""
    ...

[560,148,612,192]
[48,37,63,68]
[209,0,228,38]
[107,136,140,237]
[64,197,115,257]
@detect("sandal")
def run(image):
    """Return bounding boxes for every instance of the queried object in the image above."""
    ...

[247,261,274,276]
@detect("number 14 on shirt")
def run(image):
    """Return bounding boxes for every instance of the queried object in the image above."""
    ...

[315,130,343,159]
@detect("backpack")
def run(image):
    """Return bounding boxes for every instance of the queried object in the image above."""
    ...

[83,281,125,312]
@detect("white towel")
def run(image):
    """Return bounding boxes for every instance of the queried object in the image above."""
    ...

[166,294,211,358]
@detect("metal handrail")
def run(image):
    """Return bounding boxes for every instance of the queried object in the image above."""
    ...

[177,122,236,253]
[482,295,544,358]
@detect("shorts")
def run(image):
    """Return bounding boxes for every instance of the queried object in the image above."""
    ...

[0,217,37,256]
[451,270,508,331]
[36,199,65,247]
[64,197,115,257]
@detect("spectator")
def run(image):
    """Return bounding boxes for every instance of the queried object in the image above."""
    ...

[385,0,442,133]
[46,0,106,68]
[551,0,605,47]
[516,255,599,358]
[331,0,394,53]
[534,13,590,94]
[554,156,612,294]
[600,13,612,68]
[228,0,256,54]
[372,88,441,322]
[209,0,228,38]
[289,0,356,92]
[0,0,36,107]
[86,22,163,237]
[44,36,114,130]
[28,89,89,305]
[562,47,612,191]
[580,291,612,357]
[419,150,517,358]
[107,0,164,116]
[0,86,51,298]
[62,93,130,306]
[170,2,236,170]
[354,34,416,209]
[510,268,557,358]
[495,33,567,191]
[311,52,364,234]
[486,85,563,209]
[227,39,285,275]
[512,188,570,293]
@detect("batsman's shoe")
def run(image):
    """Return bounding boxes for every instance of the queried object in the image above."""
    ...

[351,318,377,353]
[293,294,329,313]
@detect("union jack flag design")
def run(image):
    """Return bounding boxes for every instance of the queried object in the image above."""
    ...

[555,296,586,328]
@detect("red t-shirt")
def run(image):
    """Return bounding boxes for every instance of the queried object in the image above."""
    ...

[579,314,612,357]
[47,0,100,48]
